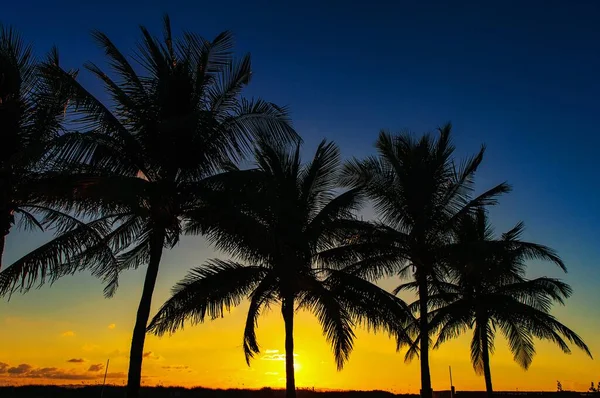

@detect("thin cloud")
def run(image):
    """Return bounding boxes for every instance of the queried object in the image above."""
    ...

[262,353,298,361]
[0,361,126,381]
[8,364,32,375]
[162,365,189,371]
[105,372,127,379]
[265,349,279,354]
[108,323,116,330]
[27,367,96,380]
[61,331,75,337]
[88,364,103,372]
[142,351,163,360]
[265,371,279,376]
[66,358,85,363]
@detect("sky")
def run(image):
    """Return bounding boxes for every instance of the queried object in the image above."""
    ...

[1,0,600,393]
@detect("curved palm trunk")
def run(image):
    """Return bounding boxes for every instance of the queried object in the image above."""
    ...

[481,322,494,398]
[418,274,433,398]
[126,228,166,398]
[282,296,296,398]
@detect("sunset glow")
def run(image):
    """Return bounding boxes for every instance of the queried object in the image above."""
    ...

[1,235,597,392]
[2,1,600,395]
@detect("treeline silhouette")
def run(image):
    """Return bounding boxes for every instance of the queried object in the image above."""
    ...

[0,386,598,398]
[0,15,592,398]
[0,386,409,398]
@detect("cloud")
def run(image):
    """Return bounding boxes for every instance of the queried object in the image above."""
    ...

[8,364,32,375]
[88,364,103,372]
[27,367,96,380]
[265,349,279,354]
[162,365,189,371]
[66,358,85,363]
[105,372,127,379]
[261,353,298,361]
[108,323,116,330]
[142,351,162,360]
[265,372,279,376]
[61,331,75,337]
[0,361,126,381]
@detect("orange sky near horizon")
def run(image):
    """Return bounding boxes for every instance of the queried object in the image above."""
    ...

[1,234,598,393]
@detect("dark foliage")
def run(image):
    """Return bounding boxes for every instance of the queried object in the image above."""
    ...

[149,139,413,398]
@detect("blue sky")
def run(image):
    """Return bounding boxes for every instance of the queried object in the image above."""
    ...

[1,1,600,389]
[7,0,598,281]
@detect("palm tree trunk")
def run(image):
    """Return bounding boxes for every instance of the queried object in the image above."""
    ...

[418,274,433,398]
[282,296,296,398]
[481,322,494,398]
[126,228,165,398]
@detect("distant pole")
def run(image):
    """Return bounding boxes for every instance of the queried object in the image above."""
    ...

[100,359,109,398]
[449,366,455,398]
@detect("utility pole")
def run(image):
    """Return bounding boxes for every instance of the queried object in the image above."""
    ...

[449,366,455,398]
[100,359,109,398]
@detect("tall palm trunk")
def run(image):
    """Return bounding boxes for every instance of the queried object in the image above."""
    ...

[480,321,494,398]
[282,296,296,398]
[126,228,166,398]
[418,273,433,398]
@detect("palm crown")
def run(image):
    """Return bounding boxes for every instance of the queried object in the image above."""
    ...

[422,209,592,396]
[332,124,511,398]
[149,139,413,398]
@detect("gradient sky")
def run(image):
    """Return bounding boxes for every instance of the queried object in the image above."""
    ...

[1,0,599,393]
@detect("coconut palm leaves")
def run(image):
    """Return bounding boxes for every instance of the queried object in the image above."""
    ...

[0,16,296,398]
[0,25,82,270]
[422,209,591,397]
[333,124,510,398]
[148,140,412,398]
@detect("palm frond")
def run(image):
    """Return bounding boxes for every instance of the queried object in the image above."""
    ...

[298,277,355,370]
[299,140,340,207]
[148,260,267,335]
[496,311,536,370]
[243,276,277,364]
[324,269,414,350]
[0,214,116,296]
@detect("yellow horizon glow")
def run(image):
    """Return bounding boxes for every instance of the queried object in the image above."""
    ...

[1,236,598,393]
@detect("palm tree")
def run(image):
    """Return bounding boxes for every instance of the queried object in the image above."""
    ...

[0,27,116,291]
[0,16,296,398]
[148,139,412,398]
[333,124,510,398]
[420,209,591,398]
[0,25,85,269]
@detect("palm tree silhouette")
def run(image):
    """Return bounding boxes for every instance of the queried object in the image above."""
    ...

[8,16,296,398]
[148,139,412,398]
[0,26,114,284]
[421,209,591,397]
[335,124,510,398]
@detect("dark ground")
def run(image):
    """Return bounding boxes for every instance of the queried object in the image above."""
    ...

[0,386,593,398]
[0,386,410,398]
